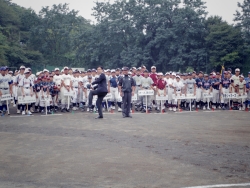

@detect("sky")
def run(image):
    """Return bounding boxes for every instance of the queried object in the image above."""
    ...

[11,0,243,24]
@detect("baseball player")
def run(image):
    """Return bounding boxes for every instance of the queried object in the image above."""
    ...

[150,66,158,108]
[173,75,185,112]
[140,69,154,112]
[195,71,204,109]
[133,69,143,111]
[211,72,221,109]
[156,72,167,112]
[230,68,241,110]
[71,70,81,111]
[237,75,247,110]
[19,69,34,115]
[245,72,250,110]
[201,74,212,110]
[184,73,196,110]
[14,65,26,114]
[0,67,13,114]
[60,67,73,113]
[220,71,231,110]
[108,69,122,112]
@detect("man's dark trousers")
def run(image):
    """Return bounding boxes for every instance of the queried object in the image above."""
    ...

[122,92,131,116]
[89,90,107,117]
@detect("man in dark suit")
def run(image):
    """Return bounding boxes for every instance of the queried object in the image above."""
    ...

[88,66,108,119]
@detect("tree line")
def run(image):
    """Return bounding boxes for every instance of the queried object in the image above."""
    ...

[0,0,249,75]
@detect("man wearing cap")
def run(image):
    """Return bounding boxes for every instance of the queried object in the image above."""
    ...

[156,73,167,112]
[0,67,13,114]
[108,70,122,112]
[14,65,26,114]
[53,68,62,111]
[202,74,212,110]
[60,67,73,112]
[230,68,241,110]
[19,69,34,115]
[211,72,221,109]
[173,75,185,112]
[71,70,81,111]
[150,66,158,108]
[118,67,135,118]
[245,72,250,110]
[140,69,154,112]
[195,71,204,109]
[237,75,247,110]
[133,69,143,110]
[88,66,108,119]
[186,73,196,110]
[220,71,231,110]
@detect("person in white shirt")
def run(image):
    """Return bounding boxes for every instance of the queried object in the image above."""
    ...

[173,75,185,112]
[14,65,26,114]
[71,70,81,111]
[0,66,13,114]
[19,69,34,115]
[60,67,73,112]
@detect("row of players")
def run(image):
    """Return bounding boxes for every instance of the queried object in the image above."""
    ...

[0,65,250,115]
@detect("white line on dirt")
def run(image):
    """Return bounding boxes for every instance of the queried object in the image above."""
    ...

[182,182,250,188]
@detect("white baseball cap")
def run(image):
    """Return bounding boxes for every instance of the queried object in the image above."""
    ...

[111,69,115,73]
[235,68,240,72]
[24,68,30,74]
[157,72,163,76]
[176,75,180,79]
[172,73,176,76]
[55,68,60,71]
[64,66,69,70]
[20,65,25,69]
[151,66,156,69]
[43,69,49,72]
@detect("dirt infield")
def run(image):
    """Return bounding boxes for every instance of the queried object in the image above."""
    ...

[0,110,249,188]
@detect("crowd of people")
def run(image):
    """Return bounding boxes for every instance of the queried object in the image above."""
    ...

[0,65,250,116]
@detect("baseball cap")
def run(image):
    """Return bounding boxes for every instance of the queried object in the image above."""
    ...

[24,68,30,74]
[176,75,180,79]
[20,65,25,69]
[64,67,69,70]
[204,74,208,77]
[43,69,49,72]
[111,69,115,73]
[151,66,156,69]
[172,73,176,76]
[27,67,31,71]
[165,72,170,75]
[87,69,92,72]
[224,71,228,74]
[132,67,136,70]
[235,68,240,72]
[157,72,163,76]
[248,72,250,74]
[55,68,60,71]
[128,71,132,75]
[239,75,244,78]
[141,65,146,69]
[216,72,220,75]
[92,69,97,72]
[9,71,13,74]
[144,69,149,73]
[122,67,129,71]
[116,68,121,71]
[107,69,111,72]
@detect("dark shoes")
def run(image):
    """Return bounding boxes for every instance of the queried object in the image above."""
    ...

[95,116,103,119]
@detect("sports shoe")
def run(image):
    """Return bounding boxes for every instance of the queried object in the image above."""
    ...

[13,104,16,107]
[118,107,122,112]
[17,109,21,114]
[22,111,26,115]
[87,108,89,112]
[173,107,177,112]
[30,108,34,113]
[197,105,200,109]
[203,106,206,110]
[192,105,195,108]
[242,106,245,111]
[66,108,70,112]
[27,111,32,115]
[207,107,211,110]
[239,107,242,111]
[111,106,115,110]
[169,107,173,111]
[72,107,77,111]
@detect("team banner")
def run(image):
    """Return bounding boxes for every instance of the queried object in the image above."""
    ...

[173,93,196,100]
[223,93,247,99]
[18,95,36,104]
[203,93,213,98]
[138,90,154,96]
[156,94,168,100]
[64,90,74,96]
[0,94,13,101]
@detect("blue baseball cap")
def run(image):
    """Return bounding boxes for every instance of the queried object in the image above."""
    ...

[248,72,250,74]
[0,67,3,71]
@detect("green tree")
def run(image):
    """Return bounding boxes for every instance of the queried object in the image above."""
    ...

[205,16,244,72]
